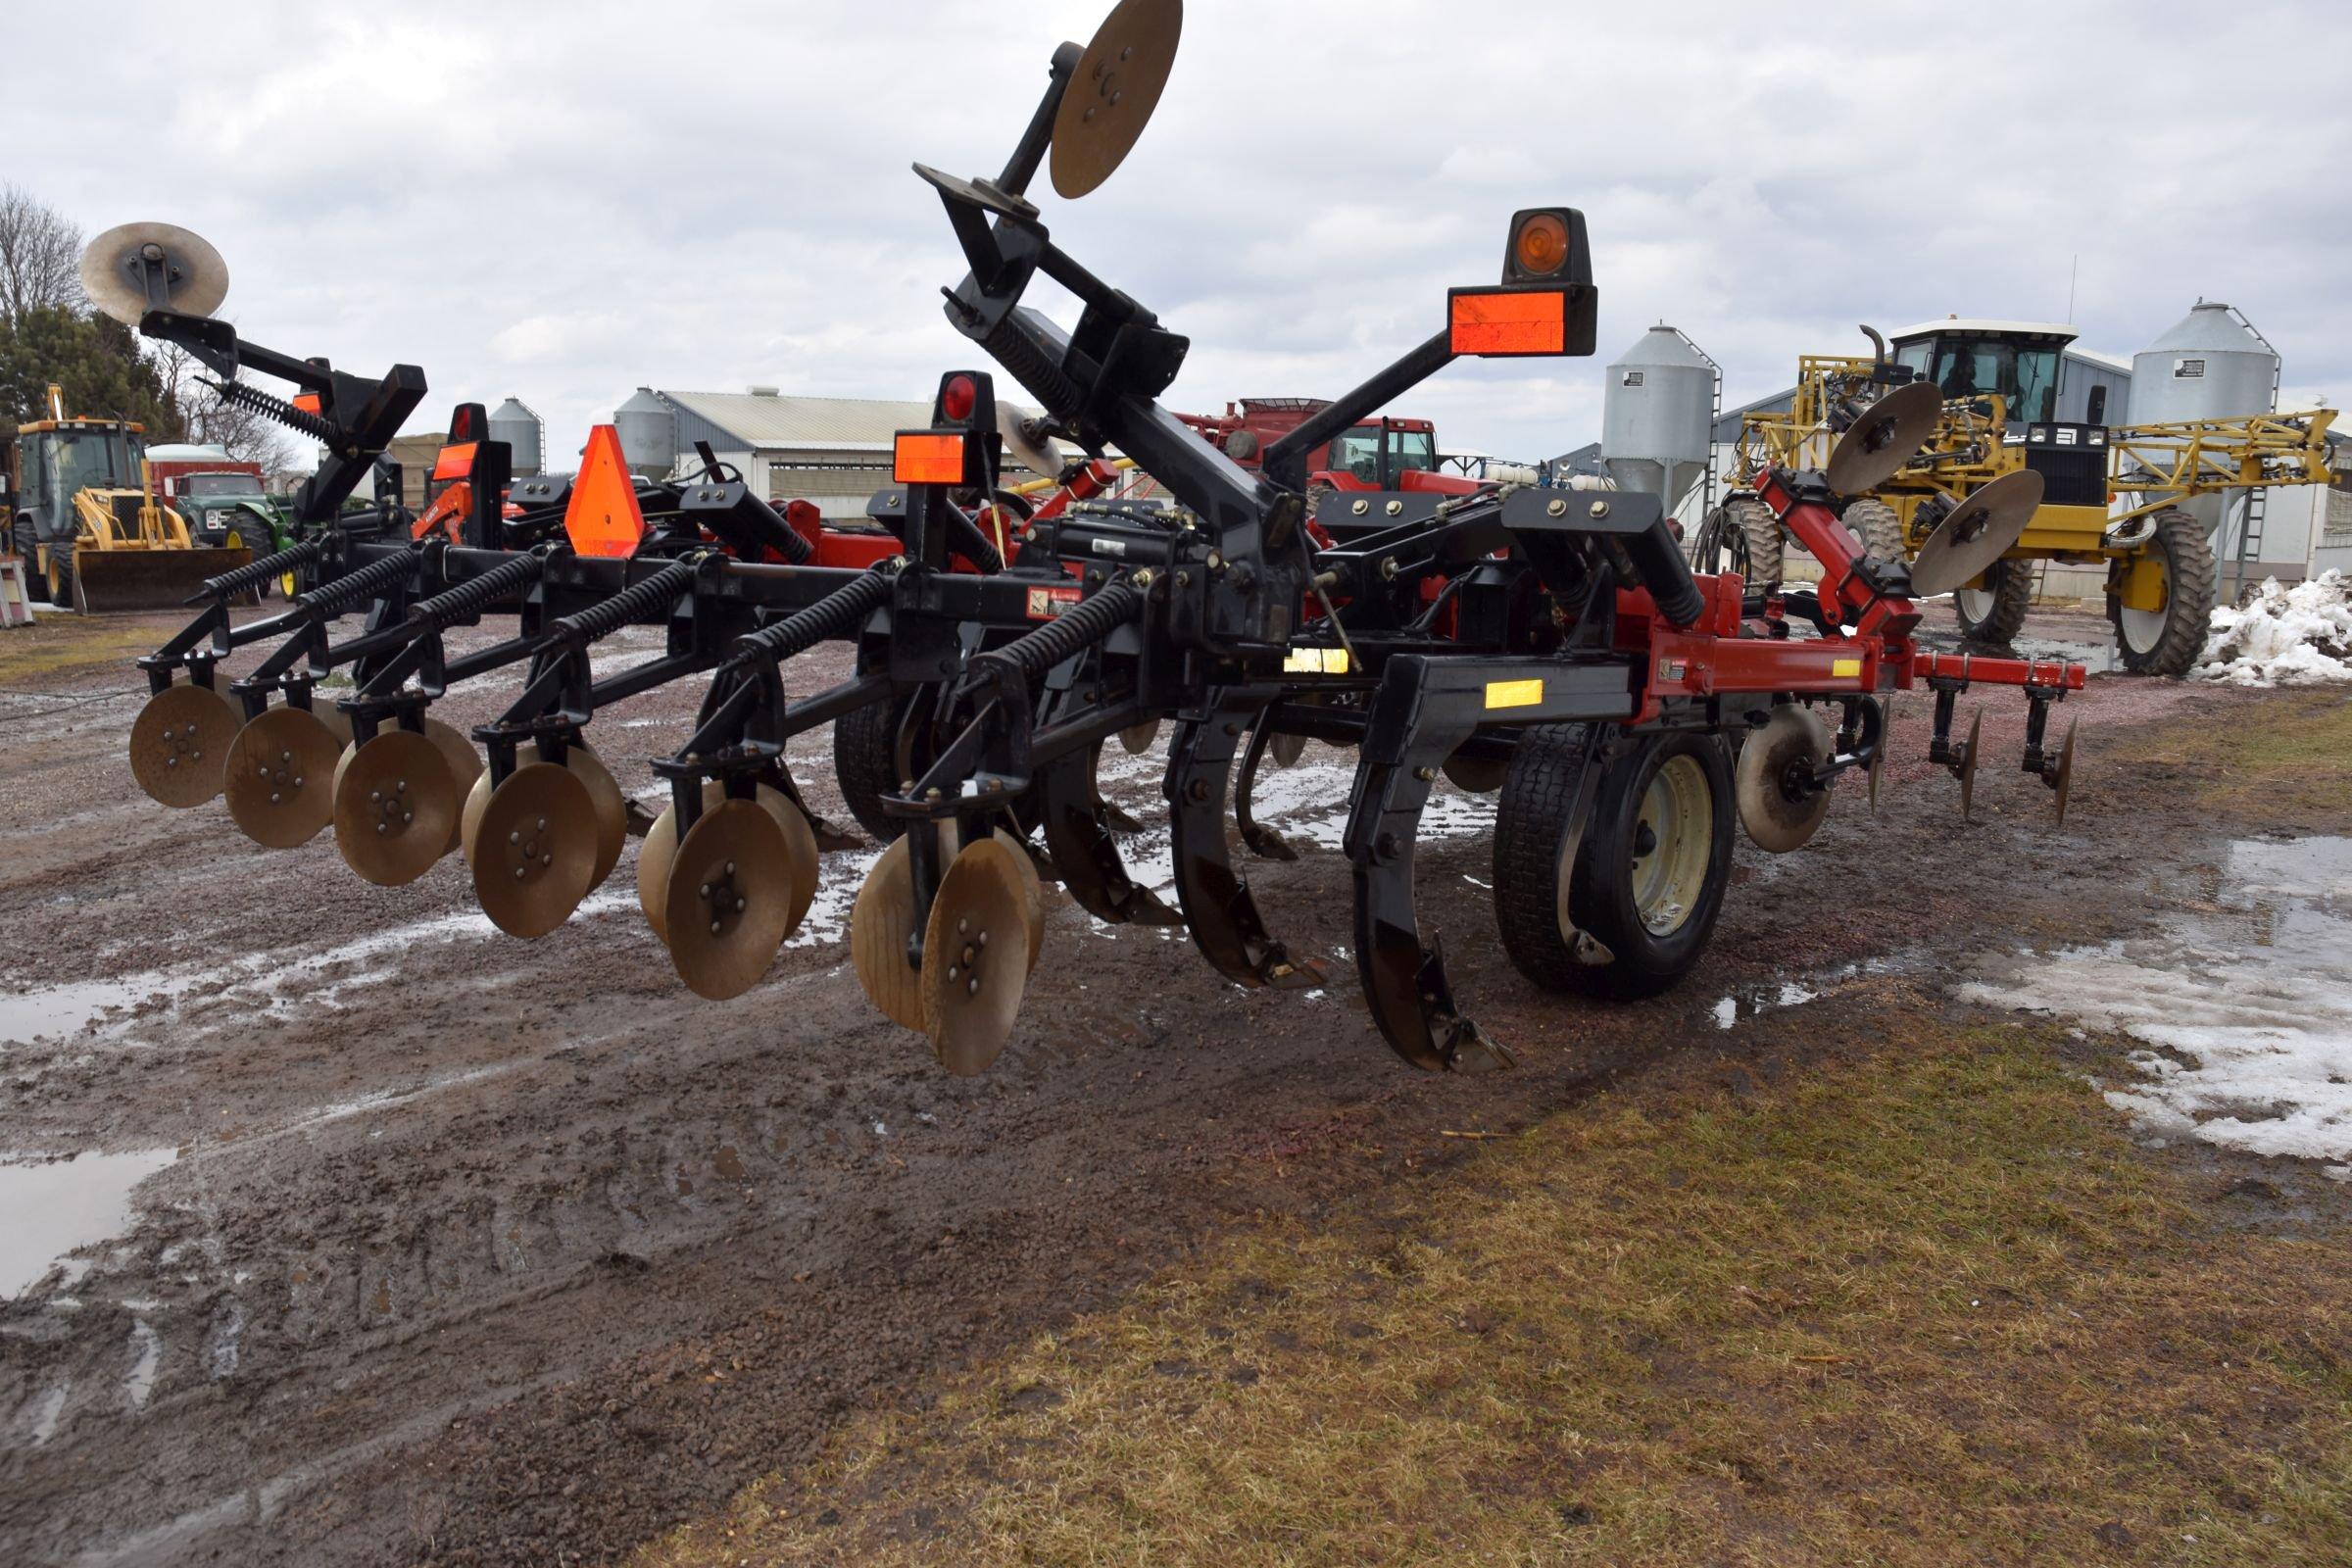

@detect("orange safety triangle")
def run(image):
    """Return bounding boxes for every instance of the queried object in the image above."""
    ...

[565,425,647,559]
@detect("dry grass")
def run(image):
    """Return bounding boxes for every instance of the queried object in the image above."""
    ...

[2100,688,2352,818]
[0,615,172,681]
[635,1000,2352,1567]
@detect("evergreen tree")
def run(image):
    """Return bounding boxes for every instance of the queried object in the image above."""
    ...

[0,306,182,441]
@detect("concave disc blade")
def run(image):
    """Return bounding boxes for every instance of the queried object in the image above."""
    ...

[1909,469,2044,597]
[422,719,484,858]
[1050,0,1183,200]
[994,828,1047,975]
[1959,709,1983,821]
[129,681,237,808]
[334,730,459,886]
[920,838,1035,1076]
[79,220,228,325]
[852,835,928,1031]
[997,405,1062,481]
[2054,718,2079,826]
[637,804,683,948]
[223,705,340,849]
[752,784,821,939]
[662,799,794,1001]
[1825,381,1942,496]
[472,762,597,938]
[563,743,628,892]
[460,769,495,868]
[1734,704,1834,854]
[1117,719,1160,756]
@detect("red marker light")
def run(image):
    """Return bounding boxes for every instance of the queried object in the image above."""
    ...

[942,374,977,423]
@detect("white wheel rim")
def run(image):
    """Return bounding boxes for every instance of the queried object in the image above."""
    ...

[1631,754,1713,937]
[1955,586,1994,623]
[2117,553,2170,653]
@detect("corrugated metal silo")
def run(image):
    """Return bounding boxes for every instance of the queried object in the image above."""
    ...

[489,398,544,477]
[614,388,677,478]
[2130,302,2277,426]
[1601,324,1716,514]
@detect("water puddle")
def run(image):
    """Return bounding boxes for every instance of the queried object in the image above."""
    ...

[1,971,202,1049]
[0,1148,178,1298]
[1961,837,2352,1163]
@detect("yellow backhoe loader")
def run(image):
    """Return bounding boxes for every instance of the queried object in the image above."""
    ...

[6,385,254,612]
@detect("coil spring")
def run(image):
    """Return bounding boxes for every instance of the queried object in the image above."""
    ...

[553,560,696,644]
[980,317,1080,412]
[294,551,416,613]
[972,581,1140,682]
[735,567,893,663]
[204,378,336,445]
[409,551,547,628]
[200,538,324,600]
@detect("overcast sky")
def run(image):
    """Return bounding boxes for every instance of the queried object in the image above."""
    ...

[11,0,2345,469]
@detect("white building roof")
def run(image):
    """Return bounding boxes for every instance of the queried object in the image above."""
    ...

[659,388,1065,462]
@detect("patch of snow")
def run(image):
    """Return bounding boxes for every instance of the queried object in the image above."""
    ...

[1713,997,1738,1030]
[1960,837,2352,1163]
[2195,570,2352,686]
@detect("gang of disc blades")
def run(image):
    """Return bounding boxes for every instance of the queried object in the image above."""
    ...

[333,730,459,886]
[1734,704,1835,854]
[223,705,340,848]
[129,681,237,808]
[852,834,930,1031]
[661,800,794,1002]
[471,763,597,937]
[79,221,229,325]
[1824,381,1942,496]
[1909,469,2045,597]
[1050,0,1183,199]
[919,838,1035,1076]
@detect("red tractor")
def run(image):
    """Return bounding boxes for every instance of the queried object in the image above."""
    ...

[1179,399,1441,498]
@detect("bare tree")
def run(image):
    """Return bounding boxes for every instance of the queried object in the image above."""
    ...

[0,184,84,324]
[148,337,299,473]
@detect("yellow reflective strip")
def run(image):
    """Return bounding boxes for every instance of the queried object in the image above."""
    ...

[1282,647,1350,674]
[1832,658,1862,678]
[1484,677,1544,710]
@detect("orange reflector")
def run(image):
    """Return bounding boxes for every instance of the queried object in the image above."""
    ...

[1450,290,1568,356]
[292,392,323,416]
[895,431,967,485]
[564,425,648,559]
[431,441,478,482]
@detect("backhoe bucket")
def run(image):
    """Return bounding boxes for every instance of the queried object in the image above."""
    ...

[72,545,254,613]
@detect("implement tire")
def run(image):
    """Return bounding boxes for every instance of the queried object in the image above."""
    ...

[2108,508,2216,677]
[1494,725,1734,1000]
[834,690,920,844]
[1955,558,2034,646]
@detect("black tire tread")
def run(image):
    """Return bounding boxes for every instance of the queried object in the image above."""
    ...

[1492,723,1598,992]
[1957,558,2034,645]
[2109,508,2216,677]
[833,695,908,843]
[1728,495,1783,588]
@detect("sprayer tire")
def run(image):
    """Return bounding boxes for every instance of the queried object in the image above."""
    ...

[1728,495,1783,589]
[1955,558,2034,646]
[2108,508,2216,678]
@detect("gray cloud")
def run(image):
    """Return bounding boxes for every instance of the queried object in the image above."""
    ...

[11,0,2344,467]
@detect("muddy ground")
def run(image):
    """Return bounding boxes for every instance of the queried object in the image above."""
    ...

[0,602,2330,1566]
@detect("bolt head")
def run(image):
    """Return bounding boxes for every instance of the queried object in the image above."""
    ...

[1590,500,1611,519]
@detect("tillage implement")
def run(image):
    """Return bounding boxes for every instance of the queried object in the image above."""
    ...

[114,0,2089,1079]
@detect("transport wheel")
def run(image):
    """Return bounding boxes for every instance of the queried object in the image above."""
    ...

[834,690,925,843]
[2107,509,2216,677]
[1727,495,1782,588]
[1494,725,1733,999]
[1845,498,1905,564]
[1954,559,2034,645]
